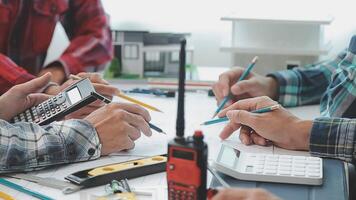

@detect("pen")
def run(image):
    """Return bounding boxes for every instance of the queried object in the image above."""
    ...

[0,178,54,200]
[212,56,258,118]
[201,104,280,126]
[92,92,166,135]
[69,74,163,113]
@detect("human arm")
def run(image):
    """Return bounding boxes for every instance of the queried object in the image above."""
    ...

[211,188,280,200]
[39,0,113,81]
[218,96,356,163]
[0,119,101,173]
[0,101,152,173]
[212,50,347,108]
[0,53,36,95]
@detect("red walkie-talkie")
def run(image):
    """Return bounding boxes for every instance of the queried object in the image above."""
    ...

[167,39,208,200]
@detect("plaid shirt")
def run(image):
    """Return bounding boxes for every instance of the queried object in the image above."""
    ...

[0,119,101,173]
[269,35,356,163]
[0,0,113,94]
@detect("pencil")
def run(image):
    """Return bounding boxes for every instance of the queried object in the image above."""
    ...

[212,56,258,118]
[69,74,163,113]
[0,178,54,200]
[201,104,280,126]
[92,92,166,135]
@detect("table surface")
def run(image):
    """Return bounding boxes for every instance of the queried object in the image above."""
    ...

[1,83,345,200]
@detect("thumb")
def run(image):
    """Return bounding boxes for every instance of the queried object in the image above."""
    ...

[27,93,52,107]
[22,73,52,93]
[226,110,256,126]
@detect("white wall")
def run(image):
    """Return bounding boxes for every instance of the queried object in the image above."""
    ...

[102,0,356,68]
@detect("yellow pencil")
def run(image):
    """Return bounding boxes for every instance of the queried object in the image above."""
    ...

[69,74,163,113]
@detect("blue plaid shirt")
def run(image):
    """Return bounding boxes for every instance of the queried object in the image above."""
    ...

[269,35,356,163]
[0,119,101,173]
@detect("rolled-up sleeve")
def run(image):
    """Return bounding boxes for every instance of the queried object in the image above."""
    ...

[309,117,356,164]
[0,119,101,173]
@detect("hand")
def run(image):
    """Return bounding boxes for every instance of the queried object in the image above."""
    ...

[65,72,118,119]
[212,188,280,200]
[0,73,52,121]
[212,67,279,108]
[39,64,66,84]
[84,103,152,155]
[218,96,312,150]
[44,72,118,119]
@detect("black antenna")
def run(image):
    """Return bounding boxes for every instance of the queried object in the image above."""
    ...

[175,39,186,139]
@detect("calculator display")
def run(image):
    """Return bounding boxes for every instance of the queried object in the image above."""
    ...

[220,146,240,167]
[67,87,82,104]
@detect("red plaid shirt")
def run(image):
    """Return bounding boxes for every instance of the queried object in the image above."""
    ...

[0,0,113,94]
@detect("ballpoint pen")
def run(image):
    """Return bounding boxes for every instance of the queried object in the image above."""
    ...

[212,56,258,118]
[202,104,280,126]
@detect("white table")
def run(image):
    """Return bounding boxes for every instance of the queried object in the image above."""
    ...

[1,84,322,200]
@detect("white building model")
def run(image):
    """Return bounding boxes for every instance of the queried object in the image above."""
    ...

[112,30,194,78]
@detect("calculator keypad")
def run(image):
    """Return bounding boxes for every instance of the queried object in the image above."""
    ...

[12,93,69,125]
[246,154,322,178]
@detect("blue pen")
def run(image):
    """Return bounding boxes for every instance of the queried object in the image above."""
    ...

[0,178,54,200]
[212,56,258,118]
[202,104,280,126]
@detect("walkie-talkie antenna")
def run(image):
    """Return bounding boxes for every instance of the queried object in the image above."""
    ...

[175,39,186,139]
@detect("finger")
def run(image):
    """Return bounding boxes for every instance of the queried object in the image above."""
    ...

[226,110,257,127]
[230,79,255,96]
[19,73,52,93]
[219,121,241,140]
[77,72,109,85]
[218,72,237,97]
[27,93,52,107]
[212,83,224,104]
[124,123,141,141]
[250,132,267,146]
[120,110,152,137]
[93,83,118,97]
[219,96,276,118]
[212,188,249,200]
[239,126,252,145]
[121,136,135,151]
[115,103,151,122]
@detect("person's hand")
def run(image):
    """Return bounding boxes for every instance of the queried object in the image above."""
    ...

[84,103,152,155]
[44,72,118,119]
[0,73,52,121]
[218,96,312,150]
[212,67,279,108]
[39,64,66,84]
[212,188,280,200]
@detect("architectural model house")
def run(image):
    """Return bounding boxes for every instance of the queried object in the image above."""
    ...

[111,30,194,78]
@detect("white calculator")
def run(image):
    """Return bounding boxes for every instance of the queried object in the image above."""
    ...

[212,144,323,185]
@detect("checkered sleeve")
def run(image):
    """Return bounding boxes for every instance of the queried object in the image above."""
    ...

[310,117,356,163]
[267,50,347,107]
[0,119,101,173]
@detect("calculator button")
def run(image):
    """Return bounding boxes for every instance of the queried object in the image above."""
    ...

[266,161,278,166]
[256,168,263,173]
[293,167,305,172]
[264,169,277,174]
[293,171,305,176]
[307,173,321,177]
[293,156,306,161]
[280,155,292,159]
[278,170,291,175]
[279,166,291,171]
